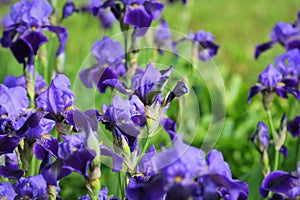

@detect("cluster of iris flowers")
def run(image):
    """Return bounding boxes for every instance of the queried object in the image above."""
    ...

[3,0,299,200]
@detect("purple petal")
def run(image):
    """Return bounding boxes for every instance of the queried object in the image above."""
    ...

[0,84,29,117]
[64,148,96,178]
[0,135,21,155]
[0,27,17,48]
[161,117,176,140]
[79,65,97,88]
[44,25,68,56]
[30,0,52,25]
[251,121,269,151]
[287,116,300,137]
[21,31,48,55]
[100,145,123,172]
[279,145,288,158]
[62,1,78,19]
[255,41,274,59]
[103,79,131,95]
[0,182,17,200]
[207,149,232,179]
[0,165,24,179]
[260,171,299,198]
[36,74,75,115]
[143,1,164,20]
[258,64,282,88]
[124,4,152,28]
[247,84,264,103]
[96,67,118,93]
[10,39,33,64]
[42,159,72,186]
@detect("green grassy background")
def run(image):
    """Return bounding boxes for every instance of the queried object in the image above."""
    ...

[0,0,300,199]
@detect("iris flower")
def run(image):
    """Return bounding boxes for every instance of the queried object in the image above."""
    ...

[0,0,67,66]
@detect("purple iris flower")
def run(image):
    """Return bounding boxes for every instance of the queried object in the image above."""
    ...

[131,63,173,105]
[247,64,299,104]
[80,36,126,93]
[36,74,75,117]
[13,175,47,199]
[0,182,17,200]
[62,0,116,29]
[0,0,68,66]
[78,187,120,200]
[4,72,46,94]
[153,135,207,199]
[126,145,165,200]
[0,111,47,155]
[104,63,187,107]
[260,162,300,199]
[287,116,300,137]
[190,30,220,61]
[100,95,145,152]
[40,134,95,185]
[123,0,164,36]
[251,121,269,153]
[205,149,249,199]
[255,21,300,59]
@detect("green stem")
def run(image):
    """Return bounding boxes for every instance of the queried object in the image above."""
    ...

[141,137,151,155]
[123,31,130,71]
[266,110,279,171]
[29,155,37,176]
[24,62,36,108]
[118,171,125,199]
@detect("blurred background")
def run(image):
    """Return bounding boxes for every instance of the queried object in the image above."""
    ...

[0,0,299,199]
